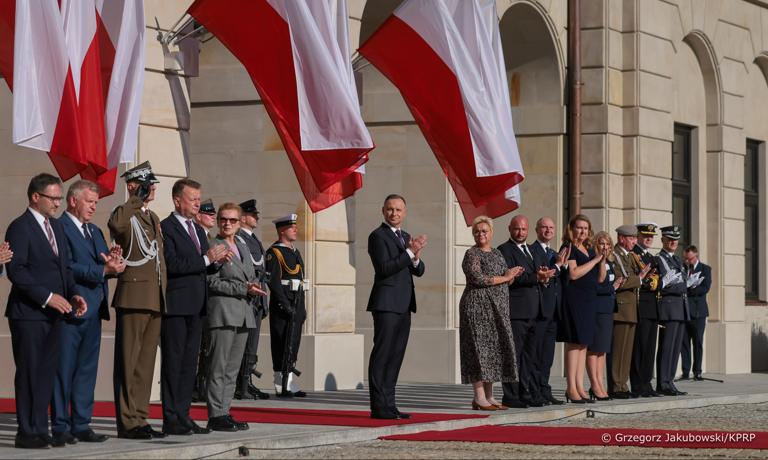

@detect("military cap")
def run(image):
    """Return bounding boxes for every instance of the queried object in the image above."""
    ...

[239,199,260,215]
[273,213,298,229]
[615,224,638,236]
[121,161,159,184]
[660,225,681,240]
[199,199,216,215]
[636,222,658,236]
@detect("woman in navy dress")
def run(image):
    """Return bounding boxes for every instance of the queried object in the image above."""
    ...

[587,231,624,401]
[561,215,606,403]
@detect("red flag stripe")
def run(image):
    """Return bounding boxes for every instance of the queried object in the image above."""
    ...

[0,0,14,90]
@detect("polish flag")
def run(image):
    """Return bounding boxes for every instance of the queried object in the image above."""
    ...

[359,0,524,225]
[0,0,14,90]
[189,0,374,212]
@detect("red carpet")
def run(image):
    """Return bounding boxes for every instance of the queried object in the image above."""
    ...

[0,399,486,428]
[382,425,768,449]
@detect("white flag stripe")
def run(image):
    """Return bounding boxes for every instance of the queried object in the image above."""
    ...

[394,0,521,179]
[12,0,69,150]
[61,0,97,100]
[266,0,372,151]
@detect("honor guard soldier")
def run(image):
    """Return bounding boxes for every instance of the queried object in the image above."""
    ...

[655,225,689,396]
[192,199,216,403]
[195,199,217,241]
[266,214,308,397]
[108,162,167,439]
[234,199,270,400]
[629,222,661,397]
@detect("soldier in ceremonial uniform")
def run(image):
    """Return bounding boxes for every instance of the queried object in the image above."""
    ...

[629,222,661,397]
[234,199,270,400]
[195,199,217,241]
[108,162,167,439]
[266,214,307,397]
[655,225,689,396]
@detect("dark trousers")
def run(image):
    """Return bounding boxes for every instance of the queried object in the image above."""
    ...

[10,319,61,436]
[52,318,102,434]
[532,316,557,398]
[502,318,537,403]
[270,307,306,373]
[680,317,706,376]
[630,317,658,392]
[656,320,685,389]
[161,314,203,428]
[368,311,410,416]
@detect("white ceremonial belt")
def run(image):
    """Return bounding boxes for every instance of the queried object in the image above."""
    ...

[280,279,311,291]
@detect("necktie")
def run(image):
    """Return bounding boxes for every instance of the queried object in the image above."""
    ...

[395,229,406,248]
[186,220,201,255]
[44,218,58,256]
[520,244,533,261]
[82,223,92,241]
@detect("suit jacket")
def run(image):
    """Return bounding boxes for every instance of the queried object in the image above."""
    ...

[161,214,212,316]
[4,209,78,321]
[60,214,110,321]
[529,241,559,319]
[686,262,711,318]
[236,228,268,317]
[498,239,542,320]
[109,196,167,311]
[612,244,642,323]
[366,223,425,314]
[206,238,257,329]
[656,250,689,321]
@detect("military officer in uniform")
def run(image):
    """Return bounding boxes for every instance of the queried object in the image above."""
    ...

[195,199,217,241]
[266,214,307,397]
[108,162,167,439]
[629,222,662,397]
[192,199,216,403]
[655,225,689,396]
[234,199,270,400]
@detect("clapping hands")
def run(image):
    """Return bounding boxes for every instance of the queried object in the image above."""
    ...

[409,234,428,259]
[0,241,12,265]
[247,281,267,297]
[207,243,233,264]
[505,266,525,284]
[536,265,556,283]
[555,244,570,266]
[101,244,126,275]
[613,276,626,290]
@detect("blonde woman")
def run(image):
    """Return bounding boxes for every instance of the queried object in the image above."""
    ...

[459,216,523,410]
[587,231,624,401]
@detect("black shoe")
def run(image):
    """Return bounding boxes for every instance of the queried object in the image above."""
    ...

[657,387,678,396]
[248,383,271,400]
[140,425,166,438]
[227,415,250,431]
[293,390,307,397]
[545,395,565,405]
[51,431,78,447]
[678,374,690,381]
[15,434,49,449]
[73,429,109,443]
[588,389,612,401]
[184,418,211,434]
[693,374,703,381]
[522,397,546,407]
[163,422,192,436]
[234,387,256,400]
[207,416,239,432]
[501,400,529,409]
[609,391,631,400]
[670,385,688,396]
[394,409,411,419]
[565,395,587,404]
[117,426,152,440]
[370,411,401,420]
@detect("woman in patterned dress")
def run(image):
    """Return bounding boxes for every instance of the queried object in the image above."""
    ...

[459,216,524,411]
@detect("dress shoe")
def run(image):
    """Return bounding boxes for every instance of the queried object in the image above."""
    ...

[234,388,256,400]
[370,411,401,420]
[394,409,411,419]
[609,391,631,400]
[565,395,587,404]
[248,383,271,400]
[117,427,152,440]
[184,419,211,434]
[140,425,166,438]
[15,434,49,449]
[227,415,250,431]
[693,374,703,381]
[73,429,108,443]
[501,400,529,409]
[670,385,688,396]
[522,397,546,407]
[51,431,78,446]
[471,400,498,411]
[657,387,679,396]
[678,374,690,381]
[163,423,192,436]
[207,415,238,432]
[545,395,565,405]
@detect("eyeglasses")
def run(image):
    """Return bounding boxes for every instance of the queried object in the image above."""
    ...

[472,229,490,235]
[218,217,239,224]
[38,193,63,202]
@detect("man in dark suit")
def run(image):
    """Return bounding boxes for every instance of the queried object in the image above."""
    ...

[655,225,689,396]
[5,173,87,449]
[367,194,426,420]
[679,245,711,381]
[498,215,549,408]
[234,199,270,400]
[160,178,229,435]
[52,180,125,445]
[192,198,217,403]
[630,222,662,397]
[528,217,569,406]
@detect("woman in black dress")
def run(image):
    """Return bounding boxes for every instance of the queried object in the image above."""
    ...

[587,231,624,401]
[459,216,523,410]
[561,214,606,403]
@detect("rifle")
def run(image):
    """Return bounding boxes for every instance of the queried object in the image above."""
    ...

[280,290,302,396]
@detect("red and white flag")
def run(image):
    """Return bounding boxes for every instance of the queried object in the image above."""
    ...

[0,0,144,196]
[188,0,374,212]
[359,0,524,225]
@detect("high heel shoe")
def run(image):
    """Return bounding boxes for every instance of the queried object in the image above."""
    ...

[565,394,587,404]
[471,400,498,411]
[490,402,508,410]
[588,389,612,402]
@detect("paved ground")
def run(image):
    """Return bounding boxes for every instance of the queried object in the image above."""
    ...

[1,373,767,459]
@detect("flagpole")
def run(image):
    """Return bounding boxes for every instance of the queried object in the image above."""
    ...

[568,0,582,217]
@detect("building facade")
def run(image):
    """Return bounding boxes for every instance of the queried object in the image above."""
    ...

[1,0,766,396]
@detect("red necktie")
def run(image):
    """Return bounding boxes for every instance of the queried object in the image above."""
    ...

[186,220,201,255]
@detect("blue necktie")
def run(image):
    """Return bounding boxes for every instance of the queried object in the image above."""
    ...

[395,229,406,248]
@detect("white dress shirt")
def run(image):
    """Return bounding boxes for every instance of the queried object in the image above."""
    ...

[28,207,58,308]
